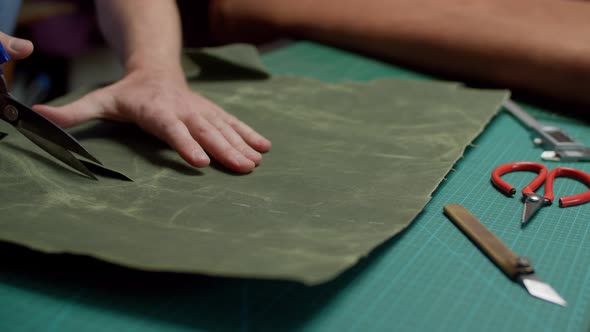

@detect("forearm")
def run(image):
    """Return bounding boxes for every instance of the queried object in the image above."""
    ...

[210,0,590,107]
[95,0,183,75]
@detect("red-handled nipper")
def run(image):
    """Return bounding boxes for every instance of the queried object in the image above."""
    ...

[491,161,590,226]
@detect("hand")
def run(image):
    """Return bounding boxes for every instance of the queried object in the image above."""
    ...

[0,31,34,60]
[33,68,271,173]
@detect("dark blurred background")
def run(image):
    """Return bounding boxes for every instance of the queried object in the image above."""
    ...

[10,0,213,105]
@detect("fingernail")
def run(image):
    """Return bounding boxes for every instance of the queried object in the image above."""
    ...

[8,38,32,53]
[192,150,210,164]
[257,138,272,150]
[235,154,255,171]
[247,151,262,163]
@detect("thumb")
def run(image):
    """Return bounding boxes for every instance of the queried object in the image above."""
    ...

[32,89,114,128]
[0,31,33,60]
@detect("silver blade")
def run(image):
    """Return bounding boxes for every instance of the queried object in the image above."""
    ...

[522,194,545,226]
[520,274,567,306]
[8,97,102,165]
[16,127,97,180]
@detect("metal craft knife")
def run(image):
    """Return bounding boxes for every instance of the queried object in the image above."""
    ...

[443,204,567,306]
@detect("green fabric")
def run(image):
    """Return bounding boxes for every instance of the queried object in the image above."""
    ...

[182,43,270,80]
[0,46,508,285]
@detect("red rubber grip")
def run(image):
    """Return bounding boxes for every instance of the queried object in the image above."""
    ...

[491,162,548,196]
[545,167,590,207]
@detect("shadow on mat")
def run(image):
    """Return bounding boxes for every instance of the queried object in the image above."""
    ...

[0,217,418,332]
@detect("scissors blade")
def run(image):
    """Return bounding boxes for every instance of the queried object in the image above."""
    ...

[7,97,102,165]
[16,126,97,180]
[522,194,545,226]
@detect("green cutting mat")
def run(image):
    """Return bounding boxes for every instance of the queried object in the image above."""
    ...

[2,41,590,332]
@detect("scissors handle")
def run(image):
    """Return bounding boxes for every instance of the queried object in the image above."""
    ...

[491,162,548,196]
[544,167,590,207]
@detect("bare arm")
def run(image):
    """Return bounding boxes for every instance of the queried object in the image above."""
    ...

[210,0,590,107]
[34,0,271,173]
[95,0,183,75]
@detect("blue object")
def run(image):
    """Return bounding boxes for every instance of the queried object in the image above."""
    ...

[0,42,10,65]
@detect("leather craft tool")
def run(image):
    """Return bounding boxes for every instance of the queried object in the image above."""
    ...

[503,99,590,162]
[443,204,567,306]
[491,161,590,225]
[0,42,103,179]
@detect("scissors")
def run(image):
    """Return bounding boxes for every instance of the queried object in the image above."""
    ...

[491,161,590,225]
[492,161,590,226]
[0,42,102,179]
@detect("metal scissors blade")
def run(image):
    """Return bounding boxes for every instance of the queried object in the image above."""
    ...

[0,95,102,179]
[5,96,102,165]
[16,126,97,180]
[522,194,546,226]
[0,42,105,179]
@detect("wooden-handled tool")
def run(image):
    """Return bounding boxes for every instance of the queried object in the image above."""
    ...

[443,204,566,306]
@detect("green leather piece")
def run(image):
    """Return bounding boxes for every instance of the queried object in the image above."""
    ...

[182,43,270,80]
[0,47,508,285]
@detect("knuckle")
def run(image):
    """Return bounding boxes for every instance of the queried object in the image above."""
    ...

[192,120,214,138]
[224,114,240,126]
[160,120,184,138]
